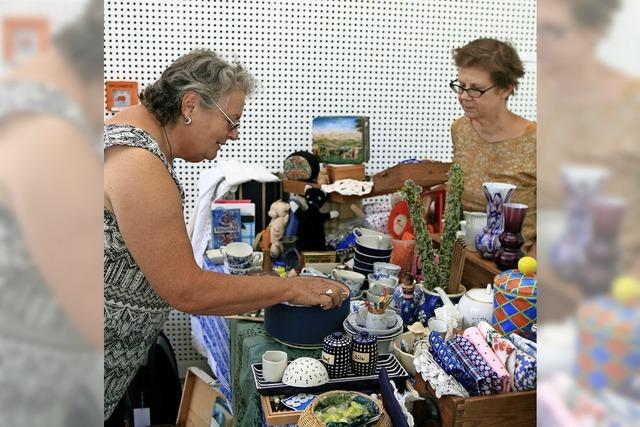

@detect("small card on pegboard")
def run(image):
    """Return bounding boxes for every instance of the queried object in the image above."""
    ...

[105,80,139,112]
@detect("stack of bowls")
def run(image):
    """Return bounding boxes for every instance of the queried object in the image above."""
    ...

[343,308,403,354]
[353,234,392,277]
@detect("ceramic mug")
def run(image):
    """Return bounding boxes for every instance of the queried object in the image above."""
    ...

[372,262,401,280]
[367,274,399,296]
[331,269,366,297]
[463,212,488,252]
[220,242,260,268]
[262,350,288,382]
[356,235,392,250]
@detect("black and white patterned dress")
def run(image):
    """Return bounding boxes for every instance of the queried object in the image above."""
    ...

[0,82,101,426]
[103,124,185,419]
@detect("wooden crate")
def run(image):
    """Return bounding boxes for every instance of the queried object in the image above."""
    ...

[260,395,303,426]
[326,163,366,183]
[372,160,451,194]
[415,374,535,427]
[172,367,232,427]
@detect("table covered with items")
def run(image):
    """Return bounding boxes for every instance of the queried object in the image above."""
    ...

[190,154,538,426]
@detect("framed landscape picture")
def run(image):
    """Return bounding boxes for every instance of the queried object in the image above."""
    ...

[312,116,369,164]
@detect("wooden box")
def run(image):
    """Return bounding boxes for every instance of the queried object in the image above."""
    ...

[155,367,232,427]
[326,163,366,183]
[372,160,451,195]
[261,395,302,426]
[415,374,535,427]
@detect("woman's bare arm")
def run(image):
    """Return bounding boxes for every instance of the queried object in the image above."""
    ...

[105,145,344,314]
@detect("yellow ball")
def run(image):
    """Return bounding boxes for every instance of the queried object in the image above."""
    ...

[612,275,640,303]
[518,256,537,275]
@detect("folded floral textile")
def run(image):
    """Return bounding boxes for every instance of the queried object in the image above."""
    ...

[449,335,501,395]
[428,332,478,396]
[513,350,537,391]
[509,333,537,358]
[414,350,469,398]
[477,321,517,366]
[463,326,512,392]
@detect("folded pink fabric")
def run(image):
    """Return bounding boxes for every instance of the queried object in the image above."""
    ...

[463,326,512,392]
[477,321,517,366]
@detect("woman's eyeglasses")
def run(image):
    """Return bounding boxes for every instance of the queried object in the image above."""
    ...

[449,79,496,98]
[213,100,240,130]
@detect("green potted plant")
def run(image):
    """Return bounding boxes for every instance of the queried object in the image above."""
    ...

[399,163,466,324]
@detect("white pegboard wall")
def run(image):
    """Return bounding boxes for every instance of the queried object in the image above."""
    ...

[104,0,536,375]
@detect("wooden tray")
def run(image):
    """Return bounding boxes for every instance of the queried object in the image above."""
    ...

[415,374,535,427]
[261,395,303,426]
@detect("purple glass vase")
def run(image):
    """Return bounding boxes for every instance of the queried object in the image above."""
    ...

[476,182,517,260]
[580,197,626,295]
[495,203,529,271]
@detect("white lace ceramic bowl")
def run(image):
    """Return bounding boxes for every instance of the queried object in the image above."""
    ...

[282,357,330,388]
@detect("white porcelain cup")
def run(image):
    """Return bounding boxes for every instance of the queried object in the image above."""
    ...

[262,350,288,382]
[428,318,448,338]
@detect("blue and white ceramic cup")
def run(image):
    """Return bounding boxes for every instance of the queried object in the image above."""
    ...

[331,269,366,297]
[372,262,401,280]
[220,242,260,269]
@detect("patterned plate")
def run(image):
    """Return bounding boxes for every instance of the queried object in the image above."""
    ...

[252,353,408,396]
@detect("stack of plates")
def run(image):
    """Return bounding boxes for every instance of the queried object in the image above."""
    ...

[353,234,392,276]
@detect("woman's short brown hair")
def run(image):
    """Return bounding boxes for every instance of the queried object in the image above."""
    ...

[452,38,525,94]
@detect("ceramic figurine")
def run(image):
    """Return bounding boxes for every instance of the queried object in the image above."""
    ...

[495,203,528,271]
[476,182,516,260]
[321,332,352,379]
[351,331,378,376]
[395,273,422,325]
[416,284,466,325]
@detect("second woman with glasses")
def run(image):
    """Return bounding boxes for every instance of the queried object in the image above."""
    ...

[449,38,537,254]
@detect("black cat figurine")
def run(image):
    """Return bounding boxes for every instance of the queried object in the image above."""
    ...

[294,185,339,251]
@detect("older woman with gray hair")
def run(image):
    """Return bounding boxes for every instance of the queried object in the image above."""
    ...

[104,49,346,421]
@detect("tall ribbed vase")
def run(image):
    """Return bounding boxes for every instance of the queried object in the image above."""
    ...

[495,203,528,271]
[476,182,517,260]
[550,166,609,280]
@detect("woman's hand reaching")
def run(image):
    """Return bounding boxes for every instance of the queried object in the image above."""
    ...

[285,277,349,310]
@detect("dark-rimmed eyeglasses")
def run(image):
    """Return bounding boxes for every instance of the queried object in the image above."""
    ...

[449,79,496,98]
[213,100,240,130]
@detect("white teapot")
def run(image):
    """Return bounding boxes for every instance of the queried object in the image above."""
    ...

[457,284,494,328]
